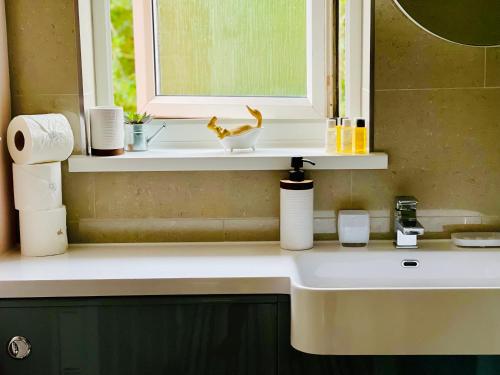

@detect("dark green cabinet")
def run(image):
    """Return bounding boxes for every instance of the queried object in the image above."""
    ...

[0,296,278,375]
[0,303,99,375]
[96,296,277,375]
[1,295,500,375]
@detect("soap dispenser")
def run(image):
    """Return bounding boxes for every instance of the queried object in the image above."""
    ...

[280,157,315,251]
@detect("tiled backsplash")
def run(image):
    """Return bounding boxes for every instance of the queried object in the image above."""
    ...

[67,209,495,243]
[6,0,500,243]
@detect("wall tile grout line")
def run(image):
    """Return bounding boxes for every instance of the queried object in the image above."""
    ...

[349,171,353,208]
[67,215,497,242]
[92,174,96,219]
[484,47,487,88]
[11,93,82,98]
[375,86,500,92]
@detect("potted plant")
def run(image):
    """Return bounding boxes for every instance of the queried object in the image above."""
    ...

[124,112,165,151]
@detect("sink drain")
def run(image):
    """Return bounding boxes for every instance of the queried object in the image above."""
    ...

[402,259,419,268]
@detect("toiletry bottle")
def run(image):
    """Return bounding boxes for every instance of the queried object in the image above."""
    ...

[336,117,347,153]
[339,118,353,154]
[325,118,338,154]
[352,118,367,154]
[280,157,315,251]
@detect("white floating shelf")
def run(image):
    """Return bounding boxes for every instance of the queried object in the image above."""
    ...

[68,148,388,172]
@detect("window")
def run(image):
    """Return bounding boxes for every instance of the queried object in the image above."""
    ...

[130,0,327,119]
[154,0,307,98]
[81,0,372,148]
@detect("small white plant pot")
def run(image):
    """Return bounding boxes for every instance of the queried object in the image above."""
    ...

[219,128,262,152]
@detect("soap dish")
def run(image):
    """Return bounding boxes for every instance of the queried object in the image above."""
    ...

[451,232,500,248]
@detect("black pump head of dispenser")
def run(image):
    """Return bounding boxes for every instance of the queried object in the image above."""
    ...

[289,156,315,181]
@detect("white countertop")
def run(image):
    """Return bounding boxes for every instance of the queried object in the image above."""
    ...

[0,242,295,298]
[0,240,473,298]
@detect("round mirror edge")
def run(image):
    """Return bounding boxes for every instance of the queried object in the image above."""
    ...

[392,0,500,48]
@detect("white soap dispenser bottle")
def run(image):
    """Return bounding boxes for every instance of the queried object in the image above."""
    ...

[280,157,315,251]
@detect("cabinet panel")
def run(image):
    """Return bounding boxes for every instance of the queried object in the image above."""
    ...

[97,298,277,375]
[0,305,98,375]
[0,296,277,375]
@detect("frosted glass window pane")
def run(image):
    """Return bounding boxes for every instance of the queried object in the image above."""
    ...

[154,0,307,97]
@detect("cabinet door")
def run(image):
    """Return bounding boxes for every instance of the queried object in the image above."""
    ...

[0,295,277,375]
[96,295,278,375]
[0,303,98,375]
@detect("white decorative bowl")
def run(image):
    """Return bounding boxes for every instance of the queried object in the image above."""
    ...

[219,128,262,152]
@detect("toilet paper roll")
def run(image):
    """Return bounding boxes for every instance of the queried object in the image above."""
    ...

[19,206,68,257]
[13,162,62,211]
[7,114,74,164]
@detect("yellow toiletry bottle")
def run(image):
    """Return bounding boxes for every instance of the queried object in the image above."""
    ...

[352,118,367,154]
[336,118,345,153]
[325,118,338,154]
[339,118,353,154]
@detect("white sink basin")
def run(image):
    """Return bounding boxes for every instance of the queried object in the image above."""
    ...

[291,248,500,355]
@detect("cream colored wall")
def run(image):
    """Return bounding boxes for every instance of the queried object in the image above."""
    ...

[5,0,85,153]
[5,0,500,243]
[0,0,15,252]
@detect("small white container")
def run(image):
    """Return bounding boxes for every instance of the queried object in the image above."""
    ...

[338,210,370,246]
[89,106,124,156]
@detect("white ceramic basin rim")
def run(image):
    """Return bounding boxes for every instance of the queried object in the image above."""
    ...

[290,248,500,355]
[293,251,500,289]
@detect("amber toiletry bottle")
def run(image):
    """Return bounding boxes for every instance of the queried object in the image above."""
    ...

[353,118,367,154]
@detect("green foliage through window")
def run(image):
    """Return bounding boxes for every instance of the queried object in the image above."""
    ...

[110,0,137,113]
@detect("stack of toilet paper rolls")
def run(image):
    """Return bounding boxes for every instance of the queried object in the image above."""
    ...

[7,114,74,256]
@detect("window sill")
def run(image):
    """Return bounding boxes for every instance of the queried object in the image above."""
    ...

[68,148,388,172]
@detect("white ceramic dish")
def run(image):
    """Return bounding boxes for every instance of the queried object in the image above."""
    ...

[451,232,500,247]
[219,128,262,152]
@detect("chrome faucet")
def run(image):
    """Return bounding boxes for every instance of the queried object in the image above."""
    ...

[394,196,424,248]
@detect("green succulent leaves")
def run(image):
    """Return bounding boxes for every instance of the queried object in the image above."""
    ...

[124,112,154,125]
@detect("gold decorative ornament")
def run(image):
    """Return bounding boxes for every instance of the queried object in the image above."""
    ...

[207,106,262,140]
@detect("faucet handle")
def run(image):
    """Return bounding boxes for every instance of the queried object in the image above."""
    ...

[395,196,419,210]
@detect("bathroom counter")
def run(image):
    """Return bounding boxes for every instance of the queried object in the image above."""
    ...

[3,240,500,356]
[0,240,471,298]
[0,242,295,298]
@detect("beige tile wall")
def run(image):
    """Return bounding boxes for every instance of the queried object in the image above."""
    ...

[0,0,15,252]
[5,0,85,153]
[6,0,500,243]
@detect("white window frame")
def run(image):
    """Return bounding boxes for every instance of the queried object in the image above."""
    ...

[345,0,371,120]
[132,0,327,119]
[78,0,370,151]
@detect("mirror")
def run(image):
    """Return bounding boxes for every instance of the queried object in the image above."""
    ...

[394,0,500,47]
